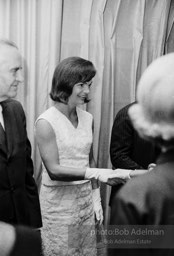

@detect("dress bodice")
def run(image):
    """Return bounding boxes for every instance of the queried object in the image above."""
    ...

[36,106,93,186]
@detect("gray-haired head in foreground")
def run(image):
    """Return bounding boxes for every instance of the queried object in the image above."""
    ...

[128,53,174,148]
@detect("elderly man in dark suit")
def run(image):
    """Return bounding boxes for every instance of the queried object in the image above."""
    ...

[0,39,42,228]
[108,53,174,256]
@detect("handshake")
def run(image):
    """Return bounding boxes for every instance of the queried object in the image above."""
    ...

[85,166,155,186]
[85,167,132,186]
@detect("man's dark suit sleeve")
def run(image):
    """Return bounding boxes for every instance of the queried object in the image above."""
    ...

[20,106,42,228]
[110,106,143,170]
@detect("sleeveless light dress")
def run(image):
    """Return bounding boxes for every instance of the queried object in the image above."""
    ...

[36,106,97,256]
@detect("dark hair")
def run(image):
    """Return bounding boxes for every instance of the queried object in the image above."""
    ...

[50,56,96,103]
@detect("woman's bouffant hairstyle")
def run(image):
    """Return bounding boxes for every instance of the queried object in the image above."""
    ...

[128,53,174,148]
[50,57,96,103]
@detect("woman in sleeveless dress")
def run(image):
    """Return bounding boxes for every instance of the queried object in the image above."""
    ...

[35,57,132,256]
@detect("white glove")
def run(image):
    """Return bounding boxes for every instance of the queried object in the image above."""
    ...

[85,168,131,185]
[92,188,103,225]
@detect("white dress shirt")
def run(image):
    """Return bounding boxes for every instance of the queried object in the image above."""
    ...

[0,104,5,130]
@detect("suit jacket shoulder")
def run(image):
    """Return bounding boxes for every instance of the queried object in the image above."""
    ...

[3,99,24,113]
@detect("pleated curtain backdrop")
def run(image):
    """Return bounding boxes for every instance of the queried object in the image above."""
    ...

[0,0,174,225]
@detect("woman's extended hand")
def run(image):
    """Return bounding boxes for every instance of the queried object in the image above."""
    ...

[85,168,131,186]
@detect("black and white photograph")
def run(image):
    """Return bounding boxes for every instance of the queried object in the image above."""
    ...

[0,1,174,255]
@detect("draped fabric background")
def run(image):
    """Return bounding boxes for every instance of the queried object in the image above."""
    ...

[0,0,174,225]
